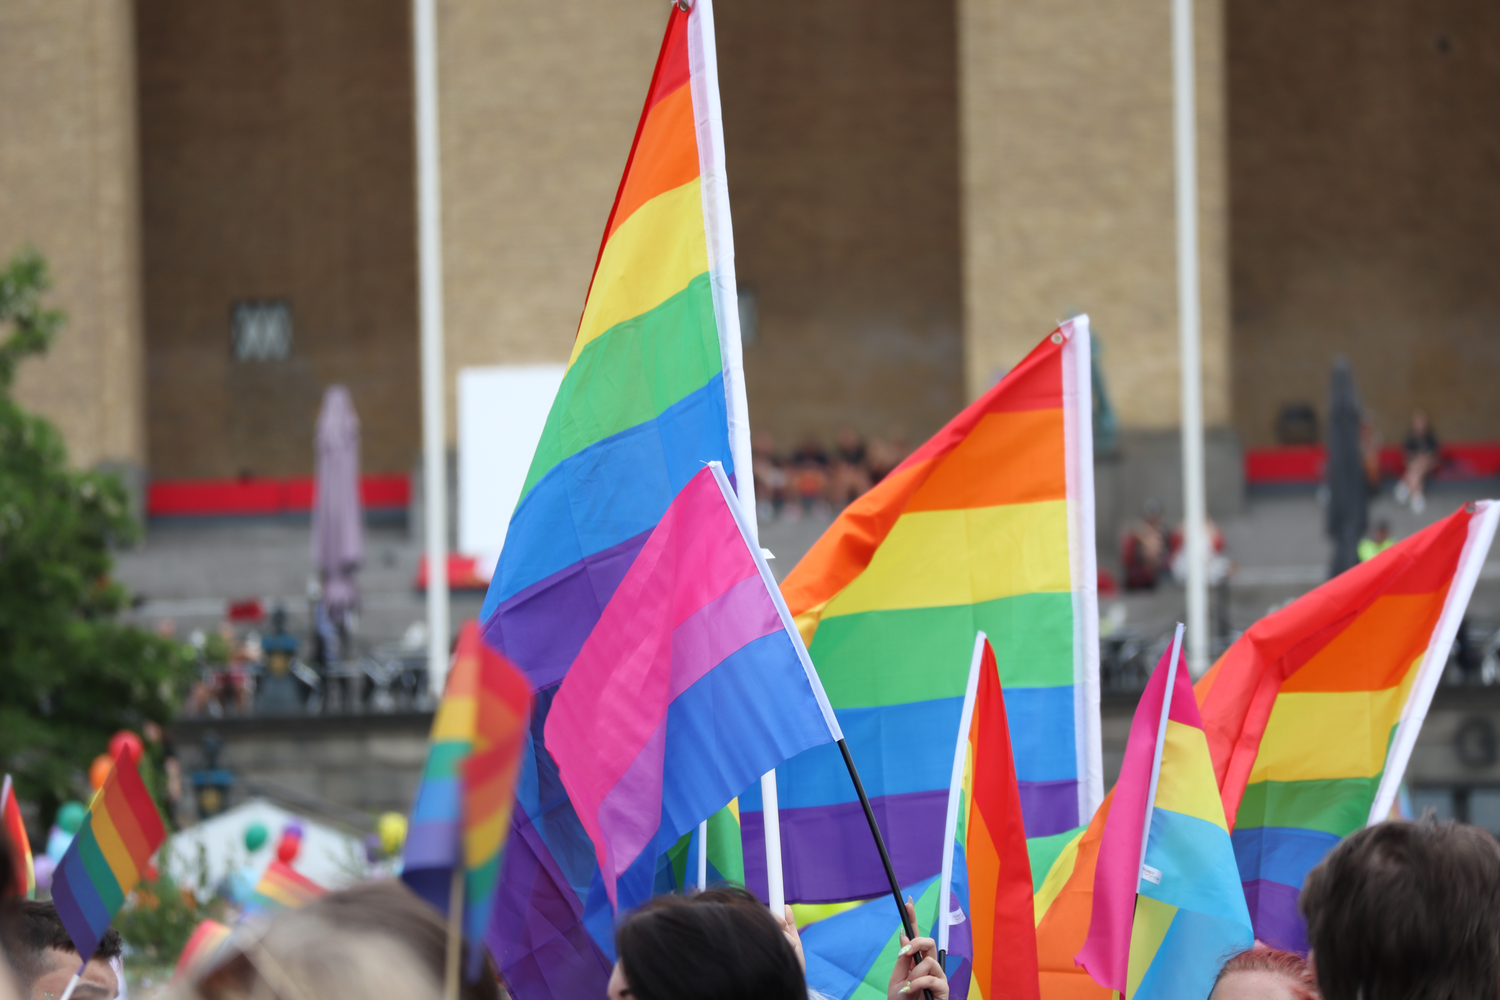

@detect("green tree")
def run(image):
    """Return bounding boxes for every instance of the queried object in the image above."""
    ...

[0,248,194,817]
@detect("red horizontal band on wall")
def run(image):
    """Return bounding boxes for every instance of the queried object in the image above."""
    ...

[147,474,410,516]
[1245,443,1500,485]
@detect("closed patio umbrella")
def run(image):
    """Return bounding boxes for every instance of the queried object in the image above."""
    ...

[313,385,363,623]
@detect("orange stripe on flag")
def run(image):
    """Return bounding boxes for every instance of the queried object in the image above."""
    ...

[606,83,699,242]
[905,409,1066,512]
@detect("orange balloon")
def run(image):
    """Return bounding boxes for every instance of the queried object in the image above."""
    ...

[88,753,113,790]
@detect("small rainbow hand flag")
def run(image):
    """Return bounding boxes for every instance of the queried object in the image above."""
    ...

[1076,628,1253,999]
[403,620,532,975]
[173,919,231,981]
[2,774,35,899]
[242,860,326,916]
[51,749,167,961]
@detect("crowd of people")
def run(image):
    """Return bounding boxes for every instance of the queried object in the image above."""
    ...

[4,816,1500,1000]
[751,430,911,518]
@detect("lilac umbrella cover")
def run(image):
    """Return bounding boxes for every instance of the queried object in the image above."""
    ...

[313,385,363,616]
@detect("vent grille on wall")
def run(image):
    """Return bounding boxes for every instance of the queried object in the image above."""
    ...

[231,300,293,361]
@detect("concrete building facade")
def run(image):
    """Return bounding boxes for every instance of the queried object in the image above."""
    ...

[0,0,1496,499]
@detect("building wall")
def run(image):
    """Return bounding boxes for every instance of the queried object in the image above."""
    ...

[719,1,965,449]
[958,0,1231,430]
[136,0,419,480]
[1228,0,1500,447]
[434,0,664,437]
[437,1,964,452]
[0,0,145,472]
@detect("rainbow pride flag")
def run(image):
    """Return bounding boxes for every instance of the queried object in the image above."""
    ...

[2,774,35,898]
[173,919,231,981]
[479,3,751,995]
[938,634,1039,1000]
[403,619,532,966]
[744,319,1101,903]
[51,749,167,960]
[546,464,841,911]
[243,860,325,916]
[1077,630,1252,999]
[799,875,949,1000]
[1198,500,1499,952]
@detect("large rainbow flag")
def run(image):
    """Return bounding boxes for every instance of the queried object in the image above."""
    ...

[1076,630,1252,999]
[403,619,532,969]
[51,749,167,961]
[744,318,1101,904]
[1031,500,1499,998]
[1199,500,1499,952]
[479,3,752,996]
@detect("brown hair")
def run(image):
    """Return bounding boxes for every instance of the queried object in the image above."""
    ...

[1213,948,1319,1000]
[0,901,123,993]
[1300,819,1500,1000]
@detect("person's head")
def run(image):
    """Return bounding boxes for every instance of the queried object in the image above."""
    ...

[1300,819,1500,1000]
[1211,948,1319,1000]
[0,902,121,1000]
[191,908,438,1000]
[611,887,805,1000]
[1372,521,1390,543]
[1411,409,1429,433]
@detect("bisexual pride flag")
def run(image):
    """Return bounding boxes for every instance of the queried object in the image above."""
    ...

[751,319,1102,904]
[1076,630,1252,1000]
[545,464,841,911]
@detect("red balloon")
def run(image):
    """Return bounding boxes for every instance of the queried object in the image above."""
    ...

[88,754,113,790]
[276,834,301,864]
[109,731,145,767]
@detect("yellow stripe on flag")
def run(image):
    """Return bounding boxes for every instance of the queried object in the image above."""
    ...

[91,809,140,890]
[571,178,709,365]
[1248,685,1409,784]
[1153,721,1231,829]
[821,500,1071,619]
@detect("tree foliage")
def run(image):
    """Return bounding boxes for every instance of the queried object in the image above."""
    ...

[0,248,195,815]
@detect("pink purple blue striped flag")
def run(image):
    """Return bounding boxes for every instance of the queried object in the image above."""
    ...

[544,463,841,910]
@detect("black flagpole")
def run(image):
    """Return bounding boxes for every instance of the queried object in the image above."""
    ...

[837,739,937,1000]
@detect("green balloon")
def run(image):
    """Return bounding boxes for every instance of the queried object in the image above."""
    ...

[56,802,87,834]
[244,821,269,852]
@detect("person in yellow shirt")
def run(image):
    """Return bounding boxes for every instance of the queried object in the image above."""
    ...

[1359,521,1395,562]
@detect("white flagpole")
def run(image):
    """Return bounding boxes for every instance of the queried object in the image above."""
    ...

[937,633,987,959]
[413,0,450,697]
[1139,624,1186,878]
[697,819,709,891]
[1172,0,1210,676]
[1369,501,1500,822]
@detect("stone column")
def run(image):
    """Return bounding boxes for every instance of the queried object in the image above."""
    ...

[0,0,145,480]
[957,0,1230,432]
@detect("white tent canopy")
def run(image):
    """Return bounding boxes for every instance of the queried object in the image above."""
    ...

[160,798,365,897]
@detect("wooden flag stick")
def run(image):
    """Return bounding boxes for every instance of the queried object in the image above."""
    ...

[444,867,463,1000]
[837,739,935,1000]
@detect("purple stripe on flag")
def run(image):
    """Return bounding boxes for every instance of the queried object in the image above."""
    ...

[742,790,951,905]
[481,529,650,689]
[669,573,783,698]
[402,818,461,869]
[489,807,612,999]
[1018,778,1080,838]
[1243,878,1307,955]
[50,864,104,961]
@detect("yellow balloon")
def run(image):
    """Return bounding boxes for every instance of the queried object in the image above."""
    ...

[377,812,408,856]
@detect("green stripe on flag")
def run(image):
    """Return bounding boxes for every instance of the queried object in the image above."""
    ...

[1235,776,1379,837]
[1026,825,1084,894]
[423,742,471,780]
[76,829,125,915]
[520,273,721,501]
[809,592,1075,706]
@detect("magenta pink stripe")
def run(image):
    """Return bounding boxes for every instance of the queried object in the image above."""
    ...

[544,468,781,901]
[1075,642,1176,991]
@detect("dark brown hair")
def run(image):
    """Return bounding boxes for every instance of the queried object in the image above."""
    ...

[1214,947,1319,1000]
[0,900,123,991]
[1300,819,1500,1000]
[615,886,805,1000]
